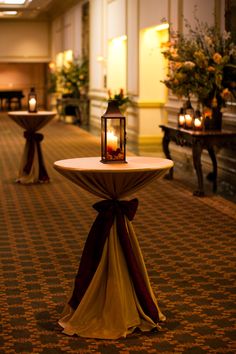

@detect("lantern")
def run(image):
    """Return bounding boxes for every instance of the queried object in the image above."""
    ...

[101,100,126,163]
[193,108,203,130]
[178,107,185,128]
[184,100,194,128]
[28,87,37,113]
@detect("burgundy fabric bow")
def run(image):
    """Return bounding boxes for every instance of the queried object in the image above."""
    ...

[68,198,160,323]
[23,131,49,181]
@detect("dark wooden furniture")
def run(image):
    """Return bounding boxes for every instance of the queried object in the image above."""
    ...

[159,124,236,196]
[56,95,89,125]
[56,97,81,124]
[0,90,24,111]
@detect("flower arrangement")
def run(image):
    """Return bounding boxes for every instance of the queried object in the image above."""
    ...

[58,57,89,98]
[161,18,236,110]
[107,89,131,108]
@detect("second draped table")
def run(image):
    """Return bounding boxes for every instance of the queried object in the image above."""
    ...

[54,156,174,340]
[8,111,56,184]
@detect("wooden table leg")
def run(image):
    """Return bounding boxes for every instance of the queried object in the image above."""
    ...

[206,146,217,192]
[162,131,174,180]
[192,140,204,196]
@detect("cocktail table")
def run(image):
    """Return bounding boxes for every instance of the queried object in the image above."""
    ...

[54,156,173,339]
[8,111,56,184]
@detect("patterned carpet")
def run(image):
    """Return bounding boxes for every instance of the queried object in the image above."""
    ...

[0,113,236,353]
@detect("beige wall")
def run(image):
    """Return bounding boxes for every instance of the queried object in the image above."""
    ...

[0,19,50,109]
[0,21,50,63]
[51,2,83,61]
[139,0,168,29]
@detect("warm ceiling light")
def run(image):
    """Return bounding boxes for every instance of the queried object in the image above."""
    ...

[111,35,127,45]
[2,1,25,4]
[1,10,18,15]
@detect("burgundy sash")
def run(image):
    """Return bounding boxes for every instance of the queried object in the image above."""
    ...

[68,198,160,323]
[23,131,49,182]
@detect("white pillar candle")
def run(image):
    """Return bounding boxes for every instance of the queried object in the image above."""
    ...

[29,97,36,111]
[194,117,202,128]
[179,114,185,126]
[185,114,192,127]
[107,130,118,152]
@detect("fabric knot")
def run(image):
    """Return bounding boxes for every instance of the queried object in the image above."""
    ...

[23,130,46,176]
[93,198,138,221]
[24,131,44,142]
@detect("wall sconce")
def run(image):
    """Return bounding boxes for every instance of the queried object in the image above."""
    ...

[28,87,37,113]
[154,22,169,32]
[97,55,106,63]
[101,100,126,164]
[111,35,127,45]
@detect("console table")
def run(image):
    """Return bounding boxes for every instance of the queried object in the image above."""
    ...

[159,125,236,196]
[54,156,173,339]
[56,96,89,125]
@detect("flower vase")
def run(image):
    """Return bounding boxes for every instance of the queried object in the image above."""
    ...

[204,107,222,131]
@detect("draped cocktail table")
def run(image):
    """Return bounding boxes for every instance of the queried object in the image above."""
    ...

[54,156,173,339]
[8,111,56,184]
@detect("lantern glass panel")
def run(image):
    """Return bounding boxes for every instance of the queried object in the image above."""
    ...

[101,100,126,163]
[28,87,37,113]
[184,100,194,128]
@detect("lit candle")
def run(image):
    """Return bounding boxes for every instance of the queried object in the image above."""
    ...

[185,114,193,127]
[194,117,202,129]
[179,114,185,126]
[107,130,118,152]
[29,97,36,112]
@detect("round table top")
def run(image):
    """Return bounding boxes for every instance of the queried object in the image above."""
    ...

[54,156,174,173]
[8,110,56,131]
[8,111,56,117]
[54,157,174,199]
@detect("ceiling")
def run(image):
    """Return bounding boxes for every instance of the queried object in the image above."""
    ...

[0,0,81,20]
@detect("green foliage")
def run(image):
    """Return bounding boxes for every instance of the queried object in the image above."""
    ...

[161,18,236,108]
[107,89,131,107]
[47,72,57,93]
[58,57,89,98]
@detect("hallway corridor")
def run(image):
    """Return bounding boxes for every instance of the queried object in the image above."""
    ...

[0,113,235,353]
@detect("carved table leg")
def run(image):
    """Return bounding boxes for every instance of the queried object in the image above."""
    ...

[192,140,204,196]
[162,131,174,180]
[206,146,217,193]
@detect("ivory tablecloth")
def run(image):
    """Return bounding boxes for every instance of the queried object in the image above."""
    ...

[54,156,174,339]
[8,111,56,184]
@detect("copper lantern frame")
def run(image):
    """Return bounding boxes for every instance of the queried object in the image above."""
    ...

[28,87,38,113]
[101,100,127,164]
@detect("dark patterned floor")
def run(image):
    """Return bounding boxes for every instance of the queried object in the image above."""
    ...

[0,113,235,353]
